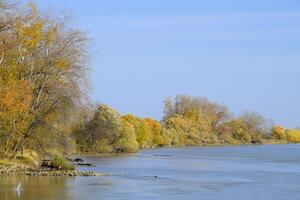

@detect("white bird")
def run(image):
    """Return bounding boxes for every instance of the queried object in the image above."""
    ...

[14,182,22,197]
[15,182,22,191]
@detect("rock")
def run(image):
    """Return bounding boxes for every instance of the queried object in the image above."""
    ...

[73,158,84,162]
[1,166,103,177]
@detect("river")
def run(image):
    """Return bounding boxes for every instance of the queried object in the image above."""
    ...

[1,144,300,200]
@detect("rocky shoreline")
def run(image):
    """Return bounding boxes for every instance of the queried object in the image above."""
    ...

[0,167,103,177]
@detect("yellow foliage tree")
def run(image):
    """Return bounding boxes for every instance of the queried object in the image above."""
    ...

[122,115,152,148]
[0,1,90,158]
[143,118,164,146]
[286,129,300,143]
[114,119,139,153]
[271,126,286,140]
[0,80,33,153]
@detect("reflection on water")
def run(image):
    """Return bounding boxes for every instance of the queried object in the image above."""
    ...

[1,144,300,200]
[0,175,70,200]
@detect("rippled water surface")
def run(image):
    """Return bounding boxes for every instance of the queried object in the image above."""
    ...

[1,144,300,200]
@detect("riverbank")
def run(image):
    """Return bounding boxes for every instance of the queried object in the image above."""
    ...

[77,139,290,157]
[0,166,103,177]
[0,140,291,176]
[0,158,104,177]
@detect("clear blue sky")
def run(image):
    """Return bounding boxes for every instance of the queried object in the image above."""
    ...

[32,0,299,127]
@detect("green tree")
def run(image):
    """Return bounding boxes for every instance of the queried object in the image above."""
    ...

[114,119,139,153]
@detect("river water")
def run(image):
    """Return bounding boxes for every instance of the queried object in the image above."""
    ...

[1,144,300,200]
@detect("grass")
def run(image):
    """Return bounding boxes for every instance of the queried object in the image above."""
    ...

[0,160,14,167]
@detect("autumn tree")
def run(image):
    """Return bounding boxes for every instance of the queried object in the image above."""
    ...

[216,112,270,144]
[163,95,230,134]
[162,95,231,145]
[271,126,300,143]
[122,115,152,148]
[0,1,90,158]
[286,129,300,143]
[87,104,121,146]
[271,126,286,140]
[113,119,139,153]
[73,104,145,154]
[143,118,164,146]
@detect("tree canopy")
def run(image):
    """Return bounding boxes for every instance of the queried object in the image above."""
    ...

[0,1,90,158]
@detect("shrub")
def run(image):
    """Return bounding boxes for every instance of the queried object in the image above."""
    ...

[0,160,14,167]
[16,155,35,166]
[209,134,219,144]
[50,155,75,170]
[251,133,263,144]
[95,139,114,153]
[95,144,114,154]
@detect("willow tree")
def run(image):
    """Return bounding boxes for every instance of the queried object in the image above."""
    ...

[162,95,230,145]
[0,1,90,158]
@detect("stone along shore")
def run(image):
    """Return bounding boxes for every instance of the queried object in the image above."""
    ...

[0,167,103,177]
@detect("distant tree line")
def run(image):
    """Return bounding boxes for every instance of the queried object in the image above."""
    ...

[72,95,300,154]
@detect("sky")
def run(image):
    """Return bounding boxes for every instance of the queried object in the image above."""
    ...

[29,0,299,127]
